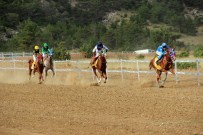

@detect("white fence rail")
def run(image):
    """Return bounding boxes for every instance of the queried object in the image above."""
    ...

[0,59,202,86]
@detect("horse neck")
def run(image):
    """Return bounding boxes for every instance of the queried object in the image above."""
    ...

[96,55,106,69]
[160,54,172,69]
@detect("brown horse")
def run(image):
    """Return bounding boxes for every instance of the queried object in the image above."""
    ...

[91,53,107,84]
[28,54,44,84]
[149,48,177,87]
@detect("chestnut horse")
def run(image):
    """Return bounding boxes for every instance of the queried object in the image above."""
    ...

[91,53,107,84]
[28,54,44,84]
[149,48,177,87]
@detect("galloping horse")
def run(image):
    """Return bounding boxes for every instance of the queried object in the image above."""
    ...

[43,51,55,77]
[28,54,44,84]
[149,48,177,87]
[91,53,107,84]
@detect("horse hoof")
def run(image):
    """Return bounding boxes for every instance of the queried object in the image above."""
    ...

[159,85,164,88]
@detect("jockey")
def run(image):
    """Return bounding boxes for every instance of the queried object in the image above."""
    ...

[42,43,52,58]
[156,42,169,64]
[42,43,53,61]
[32,45,40,69]
[91,41,109,65]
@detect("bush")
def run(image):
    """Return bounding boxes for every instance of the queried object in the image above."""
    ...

[64,52,71,60]
[136,54,145,59]
[54,49,70,60]
[177,62,196,70]
[79,42,94,58]
[193,46,203,58]
[178,50,189,58]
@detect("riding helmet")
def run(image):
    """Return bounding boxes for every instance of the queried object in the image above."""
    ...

[34,45,39,50]
[43,43,48,47]
[161,42,167,47]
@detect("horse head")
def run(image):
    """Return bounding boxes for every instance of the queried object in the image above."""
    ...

[37,54,43,64]
[169,48,176,61]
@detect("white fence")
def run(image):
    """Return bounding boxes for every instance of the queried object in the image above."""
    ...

[0,59,202,86]
[0,52,32,59]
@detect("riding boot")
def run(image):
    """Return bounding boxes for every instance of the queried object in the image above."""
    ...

[156,60,159,65]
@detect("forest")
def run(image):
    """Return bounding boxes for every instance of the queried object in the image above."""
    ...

[0,0,203,57]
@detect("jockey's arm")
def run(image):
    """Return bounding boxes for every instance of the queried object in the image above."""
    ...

[103,45,109,51]
[92,46,97,56]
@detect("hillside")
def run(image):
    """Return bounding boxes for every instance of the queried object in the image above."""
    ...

[0,0,203,54]
[178,26,203,45]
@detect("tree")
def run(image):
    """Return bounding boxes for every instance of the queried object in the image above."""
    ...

[13,19,40,51]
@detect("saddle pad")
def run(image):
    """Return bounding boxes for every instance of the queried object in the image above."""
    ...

[154,57,162,70]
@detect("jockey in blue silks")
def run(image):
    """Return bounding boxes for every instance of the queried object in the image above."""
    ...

[156,43,169,64]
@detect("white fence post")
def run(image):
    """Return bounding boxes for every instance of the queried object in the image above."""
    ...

[13,60,16,72]
[54,61,56,76]
[175,61,178,84]
[137,60,140,81]
[120,59,123,81]
[77,60,81,80]
[196,60,200,86]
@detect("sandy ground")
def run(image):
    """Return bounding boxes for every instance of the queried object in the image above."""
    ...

[0,70,203,135]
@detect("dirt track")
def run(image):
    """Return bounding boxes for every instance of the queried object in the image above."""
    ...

[0,70,203,135]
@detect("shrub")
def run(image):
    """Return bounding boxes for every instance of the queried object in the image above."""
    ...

[178,50,189,58]
[193,46,203,58]
[177,62,196,70]
[54,49,70,60]
[136,54,145,59]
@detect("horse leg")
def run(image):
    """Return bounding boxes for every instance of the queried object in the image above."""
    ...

[92,68,98,81]
[29,69,32,80]
[149,60,153,70]
[51,68,55,77]
[169,68,179,83]
[102,70,107,83]
[32,69,36,78]
[45,68,48,78]
[156,71,163,88]
[161,72,168,86]
[97,70,102,84]
[38,73,42,84]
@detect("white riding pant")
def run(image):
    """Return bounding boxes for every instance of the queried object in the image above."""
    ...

[33,55,37,62]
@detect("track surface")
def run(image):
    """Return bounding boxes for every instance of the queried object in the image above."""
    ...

[0,71,203,135]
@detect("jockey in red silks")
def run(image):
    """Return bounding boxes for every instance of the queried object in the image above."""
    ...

[91,41,109,65]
